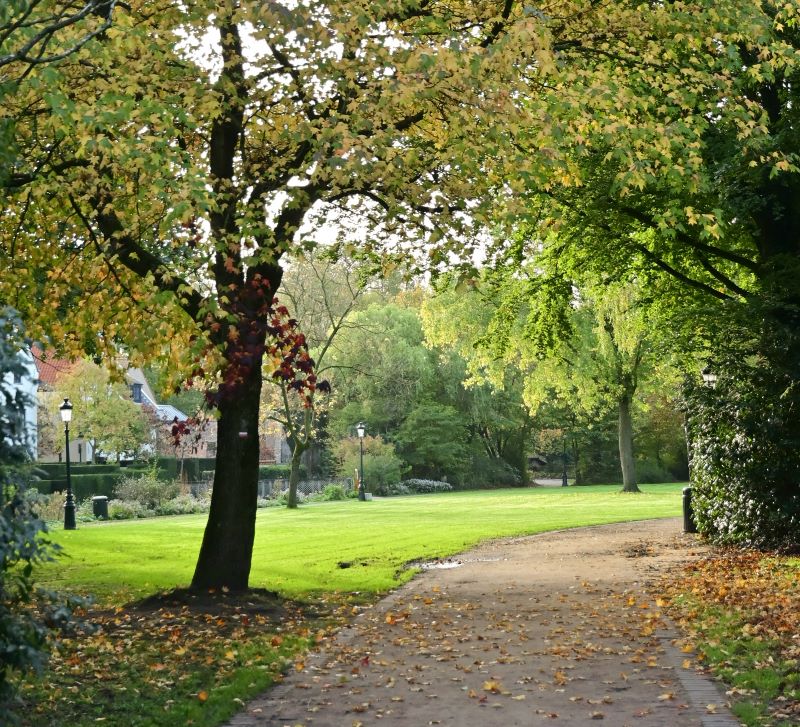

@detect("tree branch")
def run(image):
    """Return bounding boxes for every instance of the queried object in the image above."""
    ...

[617,203,760,273]
[0,1,122,76]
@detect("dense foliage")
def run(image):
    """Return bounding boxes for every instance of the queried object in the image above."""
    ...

[686,334,800,548]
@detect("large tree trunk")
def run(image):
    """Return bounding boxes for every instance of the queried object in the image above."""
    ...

[191,365,263,591]
[618,392,640,493]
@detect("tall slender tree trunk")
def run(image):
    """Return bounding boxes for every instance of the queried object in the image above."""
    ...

[618,391,640,493]
[191,365,263,591]
[287,408,313,508]
[286,441,306,509]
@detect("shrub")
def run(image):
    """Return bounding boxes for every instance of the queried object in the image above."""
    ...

[107,499,152,520]
[275,490,306,506]
[154,495,207,516]
[371,482,412,497]
[257,497,283,508]
[634,459,675,484]
[319,484,347,501]
[332,435,407,489]
[400,478,453,494]
[113,469,180,510]
[464,454,522,489]
[25,490,64,523]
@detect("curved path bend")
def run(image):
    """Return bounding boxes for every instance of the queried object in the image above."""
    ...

[227,518,740,727]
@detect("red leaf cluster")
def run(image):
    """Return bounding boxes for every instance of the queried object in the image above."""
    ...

[201,274,330,408]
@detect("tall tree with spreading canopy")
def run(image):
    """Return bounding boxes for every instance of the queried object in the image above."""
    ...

[0,0,547,588]
[423,274,662,491]
[486,1,800,543]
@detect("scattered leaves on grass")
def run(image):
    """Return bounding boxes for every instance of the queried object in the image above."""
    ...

[656,548,800,725]
[16,587,352,727]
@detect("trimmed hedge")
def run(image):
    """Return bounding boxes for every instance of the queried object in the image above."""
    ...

[156,457,216,482]
[258,463,306,480]
[37,457,218,499]
[37,462,121,478]
[42,472,120,501]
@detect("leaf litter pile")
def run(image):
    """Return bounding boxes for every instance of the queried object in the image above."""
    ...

[657,550,800,725]
[17,587,351,727]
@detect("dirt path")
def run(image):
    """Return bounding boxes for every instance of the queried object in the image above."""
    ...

[226,518,740,726]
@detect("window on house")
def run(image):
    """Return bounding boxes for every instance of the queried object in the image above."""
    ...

[131,383,143,403]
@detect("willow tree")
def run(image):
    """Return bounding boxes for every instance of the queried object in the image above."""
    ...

[0,1,547,589]
[423,274,662,492]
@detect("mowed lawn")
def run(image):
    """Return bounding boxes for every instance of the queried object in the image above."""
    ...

[42,484,684,603]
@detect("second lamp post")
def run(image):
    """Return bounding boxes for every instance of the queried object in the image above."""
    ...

[59,398,77,530]
[356,421,366,501]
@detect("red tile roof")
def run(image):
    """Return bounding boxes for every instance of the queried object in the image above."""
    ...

[31,346,77,388]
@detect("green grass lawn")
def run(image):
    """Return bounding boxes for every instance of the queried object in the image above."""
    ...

[42,483,685,604]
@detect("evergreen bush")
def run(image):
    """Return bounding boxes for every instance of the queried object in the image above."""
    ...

[686,345,800,548]
[0,307,84,719]
[154,495,207,516]
[634,459,675,484]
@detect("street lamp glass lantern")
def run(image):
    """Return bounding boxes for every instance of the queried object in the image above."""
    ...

[59,398,73,423]
[701,365,718,387]
[356,422,365,439]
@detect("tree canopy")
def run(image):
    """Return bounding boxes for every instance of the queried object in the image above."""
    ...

[0,0,550,588]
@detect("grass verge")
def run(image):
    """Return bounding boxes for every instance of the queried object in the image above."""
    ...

[659,551,800,726]
[17,484,684,726]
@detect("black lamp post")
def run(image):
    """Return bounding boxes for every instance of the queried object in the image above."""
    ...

[561,435,569,487]
[356,421,366,501]
[60,398,76,530]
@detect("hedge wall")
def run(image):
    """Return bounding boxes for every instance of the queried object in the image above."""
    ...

[41,472,120,501]
[36,457,218,500]
[258,463,305,480]
[37,462,121,478]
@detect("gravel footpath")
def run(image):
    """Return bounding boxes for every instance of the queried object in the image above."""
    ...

[225,518,740,727]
